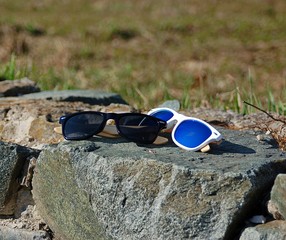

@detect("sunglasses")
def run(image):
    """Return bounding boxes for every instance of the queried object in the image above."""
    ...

[147,107,222,151]
[59,111,167,144]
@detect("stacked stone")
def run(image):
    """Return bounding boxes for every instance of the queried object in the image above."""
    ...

[1,79,286,239]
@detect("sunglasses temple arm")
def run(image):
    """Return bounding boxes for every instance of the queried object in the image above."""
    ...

[101,126,168,143]
[54,126,62,134]
[209,126,222,141]
[54,124,118,135]
[53,125,120,139]
[102,125,119,135]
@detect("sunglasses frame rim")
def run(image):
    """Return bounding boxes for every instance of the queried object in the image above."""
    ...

[147,107,177,130]
[171,117,222,151]
[60,111,167,143]
[148,107,222,151]
[60,111,106,140]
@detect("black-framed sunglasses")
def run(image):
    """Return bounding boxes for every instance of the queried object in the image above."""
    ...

[59,111,167,144]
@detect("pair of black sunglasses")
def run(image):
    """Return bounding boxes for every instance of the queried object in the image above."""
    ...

[59,111,167,144]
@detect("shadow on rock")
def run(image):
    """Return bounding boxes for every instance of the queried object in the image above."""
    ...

[211,140,256,154]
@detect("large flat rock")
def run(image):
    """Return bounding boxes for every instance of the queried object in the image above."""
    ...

[32,127,286,240]
[19,90,128,105]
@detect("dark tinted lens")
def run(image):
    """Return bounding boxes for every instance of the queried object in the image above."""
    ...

[63,113,104,139]
[118,115,160,143]
[151,110,174,121]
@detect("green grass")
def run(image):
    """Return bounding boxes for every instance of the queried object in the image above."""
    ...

[0,54,29,80]
[0,0,286,113]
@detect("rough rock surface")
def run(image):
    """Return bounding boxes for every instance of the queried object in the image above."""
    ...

[240,220,286,240]
[0,141,39,215]
[1,83,286,239]
[269,174,286,220]
[0,78,40,97]
[32,127,286,240]
[0,225,50,240]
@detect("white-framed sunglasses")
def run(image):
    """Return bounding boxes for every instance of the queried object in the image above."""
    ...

[147,107,222,151]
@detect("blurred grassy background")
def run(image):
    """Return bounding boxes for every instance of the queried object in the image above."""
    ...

[0,0,285,113]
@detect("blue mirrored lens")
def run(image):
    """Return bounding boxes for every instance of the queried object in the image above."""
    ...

[174,120,212,148]
[151,110,174,121]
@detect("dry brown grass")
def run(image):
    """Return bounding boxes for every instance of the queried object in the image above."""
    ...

[0,0,286,111]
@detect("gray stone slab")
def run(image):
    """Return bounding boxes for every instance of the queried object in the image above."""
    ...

[32,127,286,240]
[0,225,50,240]
[240,220,286,240]
[19,90,128,105]
[270,174,286,219]
[158,100,180,111]
[0,142,40,215]
[0,78,40,97]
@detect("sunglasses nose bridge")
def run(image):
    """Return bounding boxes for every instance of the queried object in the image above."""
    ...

[177,112,186,120]
[105,112,116,118]
[171,113,185,127]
